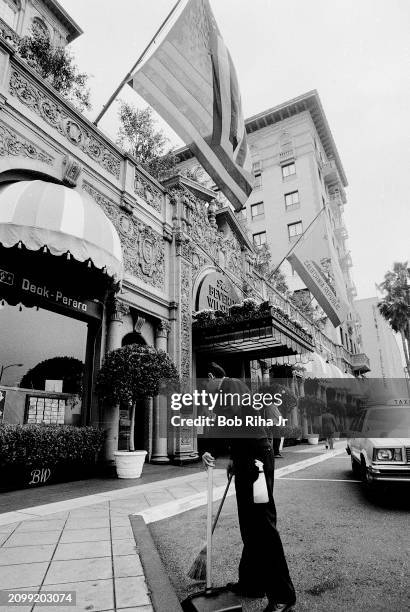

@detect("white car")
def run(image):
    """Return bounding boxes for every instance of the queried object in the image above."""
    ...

[346,399,410,485]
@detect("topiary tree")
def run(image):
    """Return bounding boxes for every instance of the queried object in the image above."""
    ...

[327,399,346,430]
[18,28,91,111]
[20,357,84,394]
[262,381,297,418]
[96,344,179,451]
[298,395,325,434]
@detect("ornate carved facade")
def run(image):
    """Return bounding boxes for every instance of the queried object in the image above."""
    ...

[82,182,165,290]
[9,69,121,178]
[0,121,53,165]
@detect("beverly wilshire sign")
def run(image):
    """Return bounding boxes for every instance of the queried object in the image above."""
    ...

[196,272,239,313]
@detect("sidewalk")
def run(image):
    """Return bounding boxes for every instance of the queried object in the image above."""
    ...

[0,442,346,611]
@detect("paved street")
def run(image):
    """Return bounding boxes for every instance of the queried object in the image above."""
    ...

[1,444,408,611]
[151,454,410,612]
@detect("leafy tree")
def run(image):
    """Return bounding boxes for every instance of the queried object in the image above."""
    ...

[254,243,289,294]
[116,102,178,180]
[20,357,84,394]
[18,29,91,111]
[96,345,179,452]
[378,261,410,375]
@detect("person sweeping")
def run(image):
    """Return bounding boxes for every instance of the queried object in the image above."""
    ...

[201,363,296,612]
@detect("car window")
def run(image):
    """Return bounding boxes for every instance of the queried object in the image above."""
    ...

[362,407,410,437]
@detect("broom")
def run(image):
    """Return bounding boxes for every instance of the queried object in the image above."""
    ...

[187,472,233,581]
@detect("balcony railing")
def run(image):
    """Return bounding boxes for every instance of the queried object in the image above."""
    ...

[322,160,340,186]
[1,36,166,215]
[335,223,348,241]
[339,251,353,269]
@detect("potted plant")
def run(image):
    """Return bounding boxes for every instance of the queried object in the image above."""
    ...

[96,344,179,478]
[298,395,325,444]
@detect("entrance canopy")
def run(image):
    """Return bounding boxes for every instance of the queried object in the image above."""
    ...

[0,181,123,282]
[193,308,314,360]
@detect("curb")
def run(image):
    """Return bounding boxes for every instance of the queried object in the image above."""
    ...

[130,514,184,612]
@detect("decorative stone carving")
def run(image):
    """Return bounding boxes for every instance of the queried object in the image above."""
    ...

[180,261,192,380]
[82,182,165,290]
[156,320,171,338]
[108,297,130,322]
[134,172,162,212]
[163,223,173,243]
[62,155,82,187]
[120,192,134,214]
[134,316,146,334]
[9,70,121,179]
[0,122,53,165]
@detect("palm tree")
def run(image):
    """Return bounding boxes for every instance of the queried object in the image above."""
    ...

[378,262,410,375]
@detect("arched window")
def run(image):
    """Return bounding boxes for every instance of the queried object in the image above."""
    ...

[32,16,49,40]
[121,332,146,347]
[0,0,19,29]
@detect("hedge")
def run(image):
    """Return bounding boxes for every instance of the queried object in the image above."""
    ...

[0,424,105,469]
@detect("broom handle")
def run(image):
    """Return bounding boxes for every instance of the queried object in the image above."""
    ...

[211,473,233,535]
[206,465,213,591]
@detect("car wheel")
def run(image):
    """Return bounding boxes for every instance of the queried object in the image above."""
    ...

[351,457,360,477]
[360,458,372,487]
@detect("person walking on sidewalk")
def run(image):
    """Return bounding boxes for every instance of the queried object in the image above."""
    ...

[201,362,296,612]
[321,409,338,450]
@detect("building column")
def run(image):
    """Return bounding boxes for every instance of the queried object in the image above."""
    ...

[151,320,171,463]
[103,298,129,462]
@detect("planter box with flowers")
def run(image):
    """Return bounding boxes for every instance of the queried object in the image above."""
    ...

[193,299,313,346]
[96,344,179,478]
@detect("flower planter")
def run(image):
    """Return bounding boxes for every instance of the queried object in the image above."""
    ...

[307,434,319,445]
[114,450,147,479]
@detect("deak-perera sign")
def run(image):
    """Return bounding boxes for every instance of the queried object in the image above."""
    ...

[0,266,102,321]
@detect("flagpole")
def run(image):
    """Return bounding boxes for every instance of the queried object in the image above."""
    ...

[270,205,326,275]
[93,0,184,126]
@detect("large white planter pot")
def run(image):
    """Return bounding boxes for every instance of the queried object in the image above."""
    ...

[307,435,319,445]
[114,451,147,479]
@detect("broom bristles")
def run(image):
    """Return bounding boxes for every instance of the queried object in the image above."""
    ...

[187,544,207,581]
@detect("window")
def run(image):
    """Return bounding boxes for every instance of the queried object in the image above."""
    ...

[253,231,266,247]
[0,0,18,28]
[253,173,262,189]
[284,190,299,208]
[281,162,296,178]
[288,221,302,240]
[251,202,264,219]
[252,161,262,173]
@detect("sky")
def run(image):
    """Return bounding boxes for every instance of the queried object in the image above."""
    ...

[61,0,409,300]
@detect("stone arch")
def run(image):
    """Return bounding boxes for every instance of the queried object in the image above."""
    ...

[121,332,146,347]
[192,264,218,310]
[0,162,61,185]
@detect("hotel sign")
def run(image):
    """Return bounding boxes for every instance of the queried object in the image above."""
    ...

[196,272,239,313]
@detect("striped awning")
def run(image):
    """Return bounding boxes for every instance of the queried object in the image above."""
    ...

[0,181,123,282]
